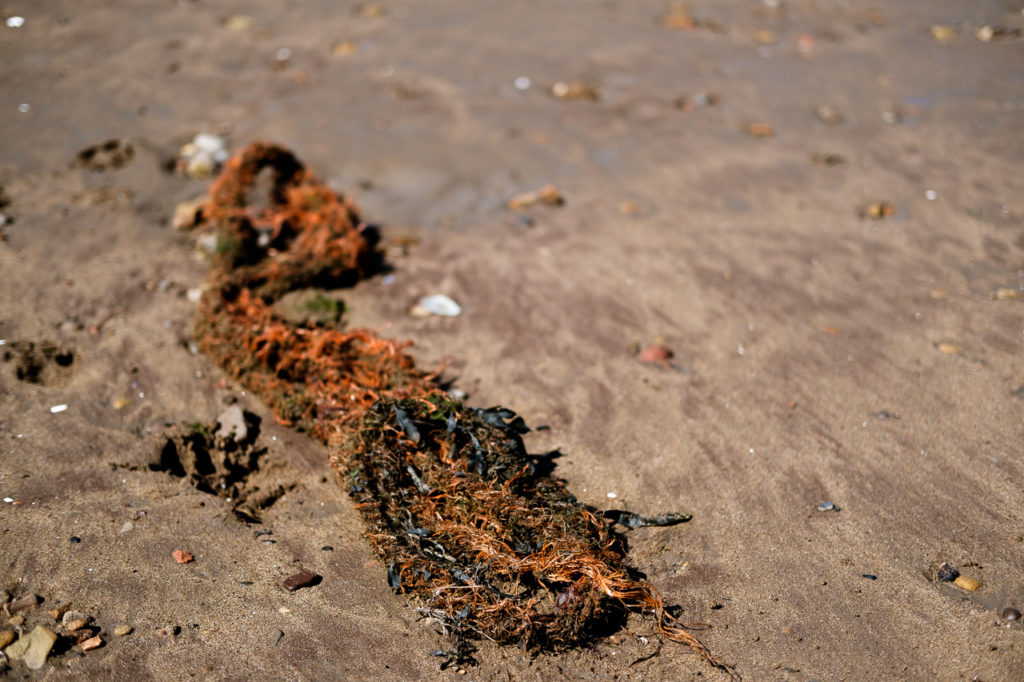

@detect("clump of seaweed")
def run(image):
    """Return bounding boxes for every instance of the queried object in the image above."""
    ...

[192,142,734,677]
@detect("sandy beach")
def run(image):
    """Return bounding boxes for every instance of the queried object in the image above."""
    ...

[1,1,1022,679]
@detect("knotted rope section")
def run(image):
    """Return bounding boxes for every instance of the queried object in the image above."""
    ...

[192,142,735,677]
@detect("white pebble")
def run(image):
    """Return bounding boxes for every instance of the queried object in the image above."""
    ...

[6,16,24,28]
[120,521,134,533]
[606,492,617,499]
[925,190,937,200]
[2,497,13,503]
[417,294,462,317]
[275,47,292,61]
[50,404,68,413]
[17,103,29,113]
[514,76,531,90]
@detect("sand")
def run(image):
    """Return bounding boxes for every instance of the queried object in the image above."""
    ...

[1,1,1022,679]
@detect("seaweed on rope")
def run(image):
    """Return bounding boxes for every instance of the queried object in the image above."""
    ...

[190,141,736,678]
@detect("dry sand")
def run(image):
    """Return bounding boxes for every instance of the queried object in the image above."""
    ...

[1,1,1022,679]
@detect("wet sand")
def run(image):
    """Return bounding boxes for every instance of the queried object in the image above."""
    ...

[1,1,1023,679]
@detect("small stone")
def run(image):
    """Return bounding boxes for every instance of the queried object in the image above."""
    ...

[816,501,839,512]
[172,197,206,231]
[863,202,894,219]
[507,184,564,210]
[746,122,776,138]
[321,545,334,551]
[281,570,321,592]
[1002,607,1021,622]
[70,536,81,543]
[215,405,248,442]
[62,610,88,627]
[114,625,133,637]
[936,562,959,582]
[9,594,39,614]
[414,295,462,318]
[930,25,956,44]
[954,575,981,591]
[120,521,134,533]
[332,41,358,56]
[637,344,674,364]
[66,617,90,632]
[224,15,253,31]
[80,635,102,652]
[937,342,963,355]
[50,403,68,413]
[112,397,131,410]
[862,574,877,580]
[9,626,57,670]
[273,629,285,645]
[550,81,601,102]
[0,629,14,649]
[173,549,194,564]
[48,603,70,621]
[993,288,1019,300]
[815,106,844,125]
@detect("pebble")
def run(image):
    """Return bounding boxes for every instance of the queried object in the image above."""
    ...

[281,570,321,592]
[507,184,564,210]
[321,545,334,551]
[48,603,70,621]
[815,106,844,125]
[66,617,90,632]
[1002,608,1021,622]
[936,563,959,582]
[5,16,24,28]
[863,202,894,219]
[215,405,248,442]
[120,521,134,533]
[173,549,194,564]
[6,626,57,670]
[9,594,39,614]
[550,81,601,102]
[81,635,102,652]
[816,501,839,512]
[0,629,14,649]
[62,610,88,627]
[332,41,358,56]
[112,397,131,410]
[862,574,877,580]
[954,576,981,592]
[172,197,206,231]
[746,122,776,138]
[930,25,956,44]
[178,134,228,179]
[637,344,674,364]
[224,15,253,31]
[114,625,133,637]
[414,295,462,317]
[937,342,963,355]
[273,629,285,645]
[70,536,81,543]
[50,403,68,414]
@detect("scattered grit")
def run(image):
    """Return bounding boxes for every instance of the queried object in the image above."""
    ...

[189,142,733,676]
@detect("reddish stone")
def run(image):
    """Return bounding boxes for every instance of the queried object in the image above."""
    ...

[637,344,674,364]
